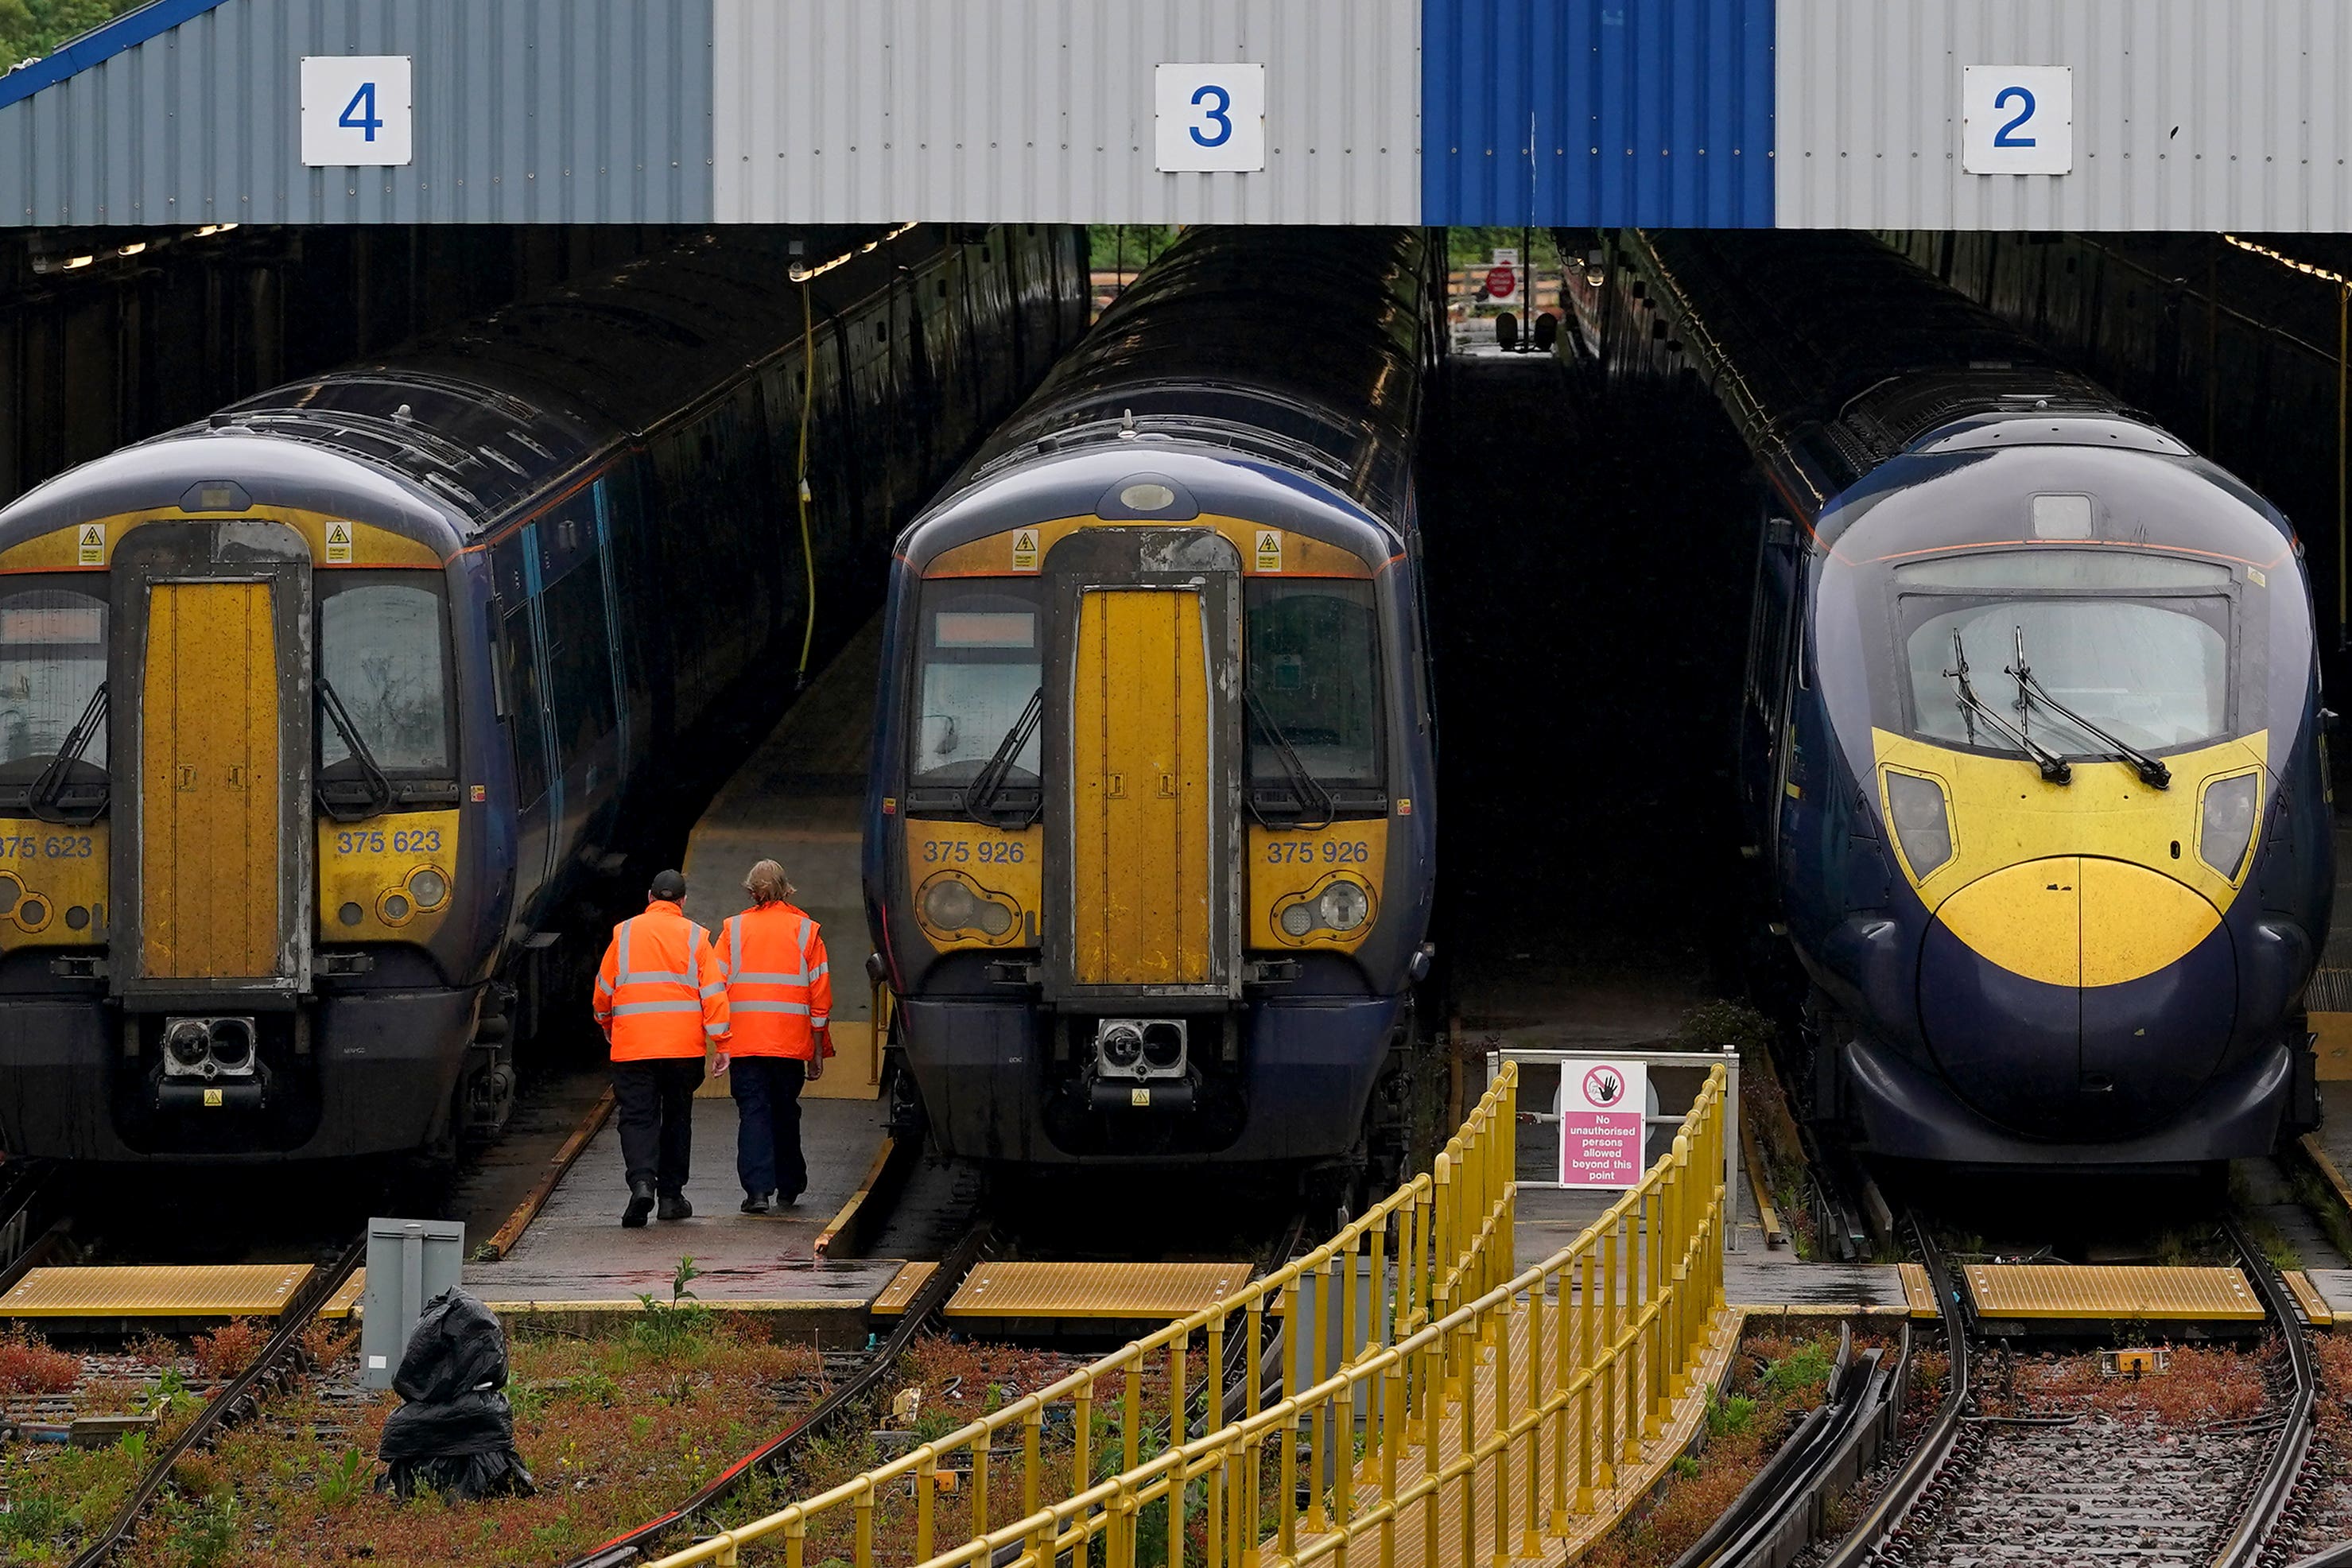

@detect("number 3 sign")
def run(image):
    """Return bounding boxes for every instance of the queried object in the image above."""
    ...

[301,56,413,167]
[1962,65,2071,176]
[1155,64,1266,173]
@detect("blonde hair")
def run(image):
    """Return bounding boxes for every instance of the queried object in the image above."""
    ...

[743,859,793,906]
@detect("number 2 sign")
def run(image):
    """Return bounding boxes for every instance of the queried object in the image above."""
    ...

[1962,65,2072,176]
[1154,64,1266,173]
[301,56,413,168]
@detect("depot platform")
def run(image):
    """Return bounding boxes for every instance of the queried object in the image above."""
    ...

[459,620,904,1332]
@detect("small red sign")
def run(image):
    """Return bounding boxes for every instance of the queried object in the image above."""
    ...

[1485,263,1517,300]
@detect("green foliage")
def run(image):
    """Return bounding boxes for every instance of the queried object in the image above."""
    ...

[162,1489,241,1568]
[1087,225,1185,273]
[0,0,138,68]
[1704,1391,1756,1439]
[1444,227,1562,268]
[1670,1454,1702,1480]
[1671,1000,1780,1060]
[1760,1341,1834,1400]
[631,1256,714,1356]
[0,1485,74,1543]
[314,1446,369,1511]
[117,1426,148,1470]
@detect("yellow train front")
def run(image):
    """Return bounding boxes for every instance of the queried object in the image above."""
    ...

[866,229,1441,1170]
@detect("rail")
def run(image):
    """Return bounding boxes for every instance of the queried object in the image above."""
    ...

[653,1062,1736,1568]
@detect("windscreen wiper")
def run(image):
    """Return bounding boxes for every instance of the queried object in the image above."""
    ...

[1246,691,1336,829]
[1946,630,2071,783]
[2006,627,2171,790]
[27,682,107,825]
[964,688,1044,829]
[316,677,395,823]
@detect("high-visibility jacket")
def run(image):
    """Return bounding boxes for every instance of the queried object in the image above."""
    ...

[716,901,833,1060]
[592,900,730,1062]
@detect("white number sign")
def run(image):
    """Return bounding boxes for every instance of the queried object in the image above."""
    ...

[1962,65,2072,176]
[301,56,413,168]
[1154,64,1266,173]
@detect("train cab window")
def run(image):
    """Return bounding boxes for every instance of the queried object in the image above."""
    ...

[317,576,456,787]
[910,580,1042,800]
[0,584,109,805]
[1898,551,2233,755]
[1245,580,1382,801]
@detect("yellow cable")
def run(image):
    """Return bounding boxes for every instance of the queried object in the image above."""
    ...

[795,277,819,685]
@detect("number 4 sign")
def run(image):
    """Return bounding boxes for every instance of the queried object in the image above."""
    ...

[1962,65,2072,176]
[301,56,413,168]
[1155,64,1266,173]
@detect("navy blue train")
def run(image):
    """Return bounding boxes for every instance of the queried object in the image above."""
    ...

[864,228,1442,1174]
[0,223,1084,1161]
[1580,229,2332,1166]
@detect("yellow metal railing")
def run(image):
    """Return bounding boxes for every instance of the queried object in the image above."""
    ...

[649,1065,1524,1568]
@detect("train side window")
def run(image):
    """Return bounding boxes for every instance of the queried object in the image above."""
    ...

[1244,580,1383,790]
[541,556,618,759]
[0,584,108,779]
[502,602,551,805]
[316,576,454,777]
[910,580,1042,789]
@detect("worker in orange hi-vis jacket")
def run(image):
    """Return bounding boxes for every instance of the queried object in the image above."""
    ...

[716,859,835,1214]
[592,869,731,1228]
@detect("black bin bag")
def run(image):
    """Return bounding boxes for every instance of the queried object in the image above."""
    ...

[376,1287,537,1501]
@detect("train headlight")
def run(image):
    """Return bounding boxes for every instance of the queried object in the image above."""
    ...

[408,867,449,910]
[2199,772,2261,880]
[1279,902,1317,938]
[924,878,979,930]
[1884,770,1954,880]
[165,1019,210,1068]
[977,901,1014,937]
[1317,879,1370,933]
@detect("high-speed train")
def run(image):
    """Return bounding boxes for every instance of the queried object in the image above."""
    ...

[864,228,1442,1176]
[1576,229,2331,1166]
[0,223,1084,1162]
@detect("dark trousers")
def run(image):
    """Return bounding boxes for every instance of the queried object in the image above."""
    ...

[612,1057,704,1197]
[731,1056,808,1200]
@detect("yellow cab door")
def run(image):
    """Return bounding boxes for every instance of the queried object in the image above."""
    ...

[140,581,280,976]
[1069,587,1213,984]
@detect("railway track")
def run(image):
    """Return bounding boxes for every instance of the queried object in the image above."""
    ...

[1814,1214,2316,1568]
[64,1234,363,1568]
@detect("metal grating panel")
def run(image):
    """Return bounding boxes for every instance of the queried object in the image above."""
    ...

[2284,1270,2335,1327]
[1962,1263,2265,1322]
[1422,0,1776,226]
[319,1267,367,1322]
[1899,1262,1942,1318]
[870,1261,939,1318]
[2,1263,311,1318]
[945,1261,1253,1320]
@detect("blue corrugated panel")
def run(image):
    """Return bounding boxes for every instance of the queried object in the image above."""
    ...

[1423,0,1775,227]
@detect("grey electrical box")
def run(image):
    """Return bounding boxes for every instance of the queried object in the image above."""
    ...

[359,1217,465,1391]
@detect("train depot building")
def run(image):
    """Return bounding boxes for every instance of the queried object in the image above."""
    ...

[4,2,2352,1566]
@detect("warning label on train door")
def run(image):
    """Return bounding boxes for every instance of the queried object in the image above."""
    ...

[1011,529,1040,571]
[1253,529,1283,572]
[1558,1059,1647,1188]
[76,524,104,565]
[324,521,354,564]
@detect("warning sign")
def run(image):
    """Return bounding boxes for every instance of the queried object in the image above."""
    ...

[324,520,354,565]
[76,524,105,565]
[1253,529,1283,573]
[1557,1060,1648,1188]
[1011,528,1040,572]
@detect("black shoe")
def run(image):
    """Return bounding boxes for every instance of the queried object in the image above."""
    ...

[740,1192,771,1215]
[657,1193,693,1221]
[622,1181,655,1228]
[776,1189,802,1209]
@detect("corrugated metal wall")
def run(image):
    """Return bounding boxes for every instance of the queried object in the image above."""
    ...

[1778,0,2352,230]
[0,0,714,225]
[1422,0,1776,227]
[710,0,1421,223]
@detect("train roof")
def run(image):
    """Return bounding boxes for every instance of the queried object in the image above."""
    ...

[955,227,1432,520]
[898,441,1406,572]
[0,225,929,550]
